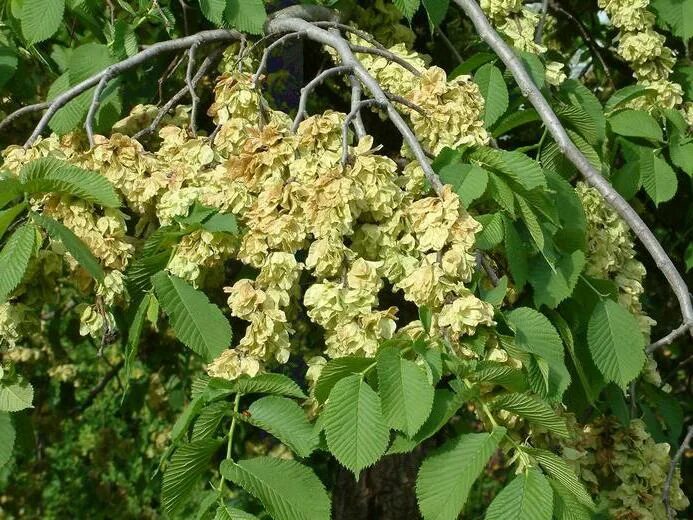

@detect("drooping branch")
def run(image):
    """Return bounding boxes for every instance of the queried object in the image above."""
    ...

[664,424,692,520]
[22,28,241,148]
[266,17,444,195]
[453,0,693,335]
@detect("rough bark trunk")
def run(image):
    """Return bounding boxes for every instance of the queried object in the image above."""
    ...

[331,450,425,520]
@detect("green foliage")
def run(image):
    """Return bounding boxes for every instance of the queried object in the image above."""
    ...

[152,271,232,362]
[219,457,331,520]
[0,224,37,303]
[0,412,15,468]
[485,469,553,520]
[20,0,65,45]
[474,63,509,127]
[246,396,318,457]
[489,393,569,438]
[651,0,693,42]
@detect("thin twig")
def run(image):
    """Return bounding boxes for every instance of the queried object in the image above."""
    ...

[648,321,693,353]
[534,0,549,44]
[387,93,426,114]
[453,0,693,331]
[185,43,200,136]
[291,65,353,132]
[342,99,385,165]
[253,31,305,86]
[24,29,241,147]
[0,102,51,134]
[349,75,366,138]
[664,424,693,520]
[85,71,115,147]
[70,360,124,415]
[133,49,222,140]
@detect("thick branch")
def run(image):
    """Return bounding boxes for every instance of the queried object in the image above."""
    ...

[24,28,241,148]
[266,17,444,194]
[453,0,693,330]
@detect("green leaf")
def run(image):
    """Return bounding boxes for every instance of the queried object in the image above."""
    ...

[503,217,529,290]
[21,0,65,45]
[0,178,23,210]
[640,151,678,205]
[450,52,496,78]
[162,438,222,516]
[247,396,318,458]
[516,195,544,251]
[492,109,541,137]
[470,148,546,191]
[550,479,593,520]
[123,293,153,398]
[231,373,307,399]
[518,52,545,88]
[200,0,226,24]
[605,85,655,113]
[489,393,568,438]
[416,427,506,520]
[475,64,509,127]
[224,0,267,35]
[46,74,90,135]
[0,224,38,303]
[651,0,693,42]
[32,214,105,282]
[475,212,504,250]
[192,401,228,441]
[422,0,449,26]
[314,356,374,403]
[559,80,606,143]
[220,457,331,520]
[0,412,15,468]
[440,164,488,207]
[394,0,421,19]
[0,45,18,90]
[480,275,508,307]
[528,449,594,509]
[377,347,435,437]
[323,374,389,476]
[0,203,27,242]
[587,299,645,390]
[529,251,585,309]
[0,380,34,412]
[202,213,239,234]
[214,504,260,520]
[506,307,570,401]
[151,272,232,362]
[669,132,693,176]
[485,469,553,520]
[21,157,120,208]
[609,110,663,142]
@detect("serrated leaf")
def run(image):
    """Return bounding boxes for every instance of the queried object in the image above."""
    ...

[605,85,655,113]
[123,294,153,398]
[422,0,449,26]
[21,0,64,44]
[192,401,228,441]
[473,362,528,392]
[528,449,594,509]
[0,412,15,467]
[32,214,105,282]
[587,299,645,390]
[440,163,488,207]
[224,0,267,35]
[232,373,306,399]
[529,250,585,309]
[506,307,570,401]
[0,203,27,242]
[200,0,225,24]
[203,213,239,233]
[489,393,568,438]
[492,109,541,137]
[669,132,693,176]
[162,439,222,516]
[475,212,504,250]
[394,0,421,19]
[550,478,593,520]
[220,457,331,520]
[416,427,505,520]
[0,178,23,210]
[641,151,678,206]
[377,347,435,437]
[214,504,260,520]
[0,224,38,303]
[152,272,232,362]
[247,396,318,458]
[20,157,120,208]
[475,64,509,127]
[560,80,606,143]
[516,195,544,251]
[0,45,18,90]
[323,374,389,475]
[0,380,34,412]
[651,0,693,42]
[314,356,374,403]
[503,216,529,289]
[609,110,663,141]
[470,148,546,191]
[485,469,553,520]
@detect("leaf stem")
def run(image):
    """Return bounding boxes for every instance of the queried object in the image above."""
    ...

[218,392,241,498]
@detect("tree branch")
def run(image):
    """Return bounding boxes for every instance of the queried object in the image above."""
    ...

[291,65,354,132]
[534,0,549,44]
[342,99,385,165]
[0,102,51,135]
[664,424,692,520]
[185,43,200,136]
[453,0,693,331]
[349,75,366,138]
[266,18,444,194]
[23,28,241,148]
[648,321,693,353]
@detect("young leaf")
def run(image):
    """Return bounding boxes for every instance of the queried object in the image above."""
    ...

[323,374,389,476]
[439,163,489,207]
[220,457,331,520]
[247,396,318,458]
[0,224,37,303]
[20,0,64,45]
[313,356,374,403]
[485,469,553,520]
[640,151,678,206]
[416,427,506,520]
[32,214,105,282]
[224,0,267,35]
[0,380,34,412]
[489,393,569,438]
[20,157,120,208]
[608,110,663,142]
[474,63,509,127]
[162,439,222,516]
[0,412,15,468]
[587,299,645,390]
[376,347,435,437]
[151,272,232,362]
[232,373,307,399]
